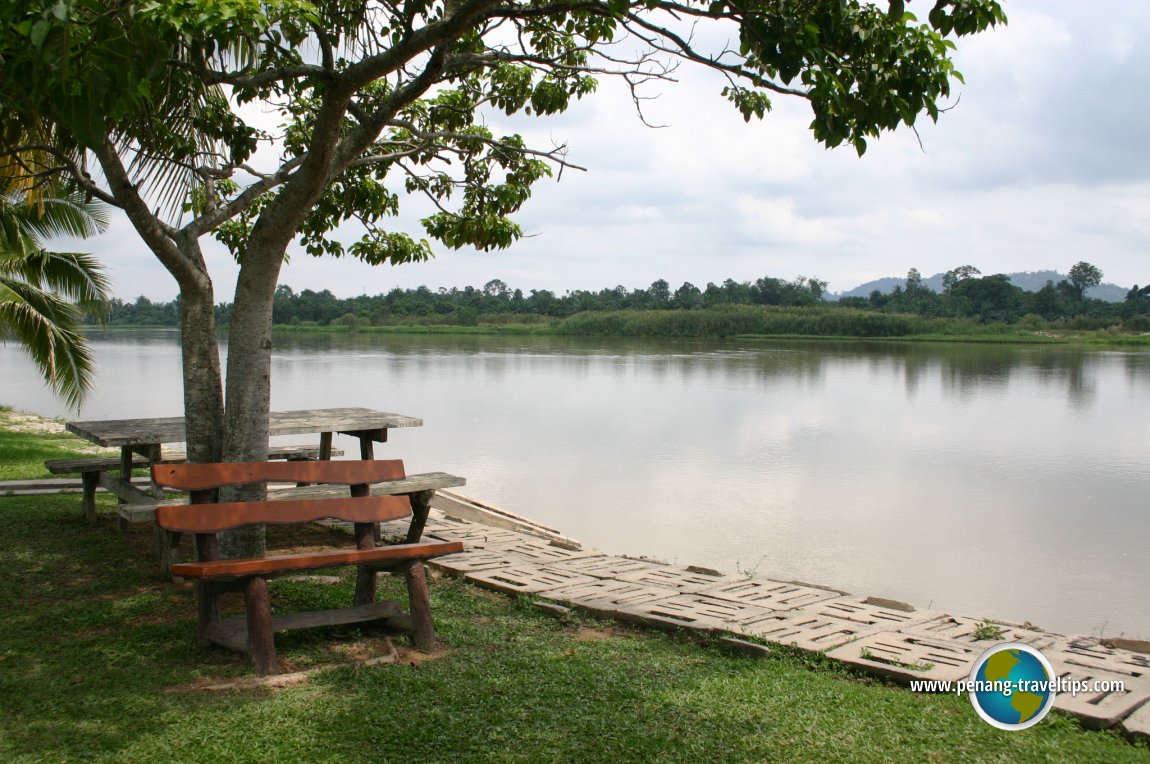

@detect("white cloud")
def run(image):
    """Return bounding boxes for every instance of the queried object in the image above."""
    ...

[55,0,1150,300]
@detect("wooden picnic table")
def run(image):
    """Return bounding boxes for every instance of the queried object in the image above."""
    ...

[65,407,423,508]
[63,407,464,574]
[68,406,421,460]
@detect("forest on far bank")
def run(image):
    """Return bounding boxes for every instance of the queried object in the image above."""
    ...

[100,263,1150,336]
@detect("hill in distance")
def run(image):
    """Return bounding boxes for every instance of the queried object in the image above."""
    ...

[835,270,1130,303]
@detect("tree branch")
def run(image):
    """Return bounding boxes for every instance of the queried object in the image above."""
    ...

[2,144,118,207]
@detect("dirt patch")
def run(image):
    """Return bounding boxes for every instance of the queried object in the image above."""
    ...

[330,636,398,662]
[572,625,625,642]
[90,584,167,602]
[166,671,316,694]
[393,644,449,665]
[0,409,111,453]
[163,639,422,693]
[0,410,68,434]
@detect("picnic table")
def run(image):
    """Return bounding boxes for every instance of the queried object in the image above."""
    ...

[64,407,422,512]
[59,408,464,572]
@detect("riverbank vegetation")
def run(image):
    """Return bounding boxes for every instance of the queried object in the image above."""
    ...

[1,412,1148,762]
[97,263,1150,344]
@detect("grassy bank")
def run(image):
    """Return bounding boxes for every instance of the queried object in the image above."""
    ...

[255,305,1150,346]
[1,412,1147,762]
[271,323,554,335]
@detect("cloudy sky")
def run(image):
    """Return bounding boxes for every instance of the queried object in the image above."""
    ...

[78,0,1150,300]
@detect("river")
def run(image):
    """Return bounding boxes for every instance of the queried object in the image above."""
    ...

[2,329,1147,638]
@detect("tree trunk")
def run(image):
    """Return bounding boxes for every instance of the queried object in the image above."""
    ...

[215,147,342,558]
[92,143,225,473]
[217,233,288,560]
[178,269,224,468]
[176,258,225,515]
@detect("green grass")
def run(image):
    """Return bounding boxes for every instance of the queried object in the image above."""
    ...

[0,408,101,480]
[1,418,1148,762]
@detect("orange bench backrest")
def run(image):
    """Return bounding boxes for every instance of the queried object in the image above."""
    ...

[152,459,411,534]
[152,459,405,491]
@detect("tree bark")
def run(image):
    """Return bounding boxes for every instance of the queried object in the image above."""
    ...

[217,239,283,559]
[216,92,354,558]
[176,243,224,469]
[92,144,225,474]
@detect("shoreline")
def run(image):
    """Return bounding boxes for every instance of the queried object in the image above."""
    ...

[3,406,1148,736]
[80,322,1150,347]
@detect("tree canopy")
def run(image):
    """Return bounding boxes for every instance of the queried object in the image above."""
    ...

[0,0,1007,484]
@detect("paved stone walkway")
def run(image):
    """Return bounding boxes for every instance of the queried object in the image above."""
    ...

[389,507,1150,737]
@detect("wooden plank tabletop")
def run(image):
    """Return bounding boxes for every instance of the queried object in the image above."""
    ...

[66,408,422,448]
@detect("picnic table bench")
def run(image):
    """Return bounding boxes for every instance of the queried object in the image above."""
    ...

[153,459,463,675]
[45,445,343,523]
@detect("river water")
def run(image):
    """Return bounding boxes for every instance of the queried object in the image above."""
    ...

[2,330,1147,638]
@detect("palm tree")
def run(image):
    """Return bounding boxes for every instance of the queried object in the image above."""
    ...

[0,185,111,409]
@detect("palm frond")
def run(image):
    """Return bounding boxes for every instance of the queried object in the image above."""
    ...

[0,207,30,259]
[17,192,110,240]
[0,182,111,406]
[6,249,113,319]
[120,75,240,223]
[0,277,95,410]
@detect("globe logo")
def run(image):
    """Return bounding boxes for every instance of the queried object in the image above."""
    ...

[968,643,1057,730]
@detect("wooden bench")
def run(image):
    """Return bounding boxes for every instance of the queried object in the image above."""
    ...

[152,459,464,676]
[123,470,464,573]
[45,445,343,524]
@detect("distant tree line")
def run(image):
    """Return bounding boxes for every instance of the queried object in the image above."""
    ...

[103,295,232,326]
[268,275,830,327]
[840,262,1149,328]
[97,261,1150,331]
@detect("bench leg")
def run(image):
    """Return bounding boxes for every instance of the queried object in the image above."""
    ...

[404,560,435,651]
[405,490,435,544]
[81,472,99,525]
[356,433,383,543]
[194,581,221,645]
[116,448,132,531]
[354,567,377,607]
[353,521,376,606]
[243,577,278,676]
[157,529,182,576]
[194,535,221,644]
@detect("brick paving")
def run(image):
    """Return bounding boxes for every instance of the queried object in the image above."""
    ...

[400,508,1150,735]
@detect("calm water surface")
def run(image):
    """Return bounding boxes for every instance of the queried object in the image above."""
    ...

[2,330,1148,638]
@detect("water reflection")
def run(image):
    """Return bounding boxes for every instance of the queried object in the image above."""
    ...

[2,330,1148,637]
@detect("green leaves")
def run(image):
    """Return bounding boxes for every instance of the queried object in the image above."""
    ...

[422,212,523,251]
[489,65,535,115]
[928,0,1007,36]
[722,87,772,122]
[0,185,110,409]
[715,0,1004,154]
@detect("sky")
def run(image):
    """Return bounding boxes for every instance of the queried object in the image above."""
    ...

[69,0,1150,301]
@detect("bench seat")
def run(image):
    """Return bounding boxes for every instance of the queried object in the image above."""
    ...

[130,472,465,576]
[171,540,462,581]
[152,459,463,676]
[46,445,344,525]
[44,445,344,475]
